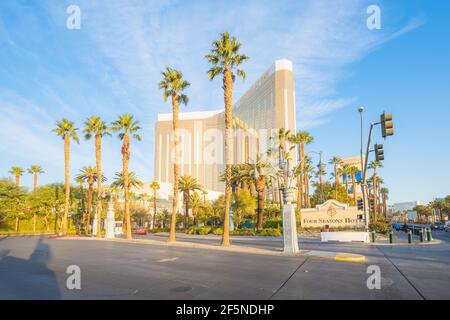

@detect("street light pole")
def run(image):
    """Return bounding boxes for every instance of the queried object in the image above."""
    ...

[307,150,324,204]
[358,107,369,229]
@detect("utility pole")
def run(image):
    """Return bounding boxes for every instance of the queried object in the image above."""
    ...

[358,107,369,229]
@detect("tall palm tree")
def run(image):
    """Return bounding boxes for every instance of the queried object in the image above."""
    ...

[84,116,111,238]
[368,160,383,221]
[53,119,79,234]
[111,172,143,190]
[206,31,248,247]
[329,156,342,200]
[289,131,314,210]
[248,155,274,231]
[303,156,314,208]
[348,166,359,205]
[111,114,142,240]
[276,128,291,186]
[27,165,44,232]
[178,175,202,230]
[380,187,389,217]
[159,67,190,242]
[76,166,104,233]
[190,192,203,227]
[339,163,351,196]
[315,163,326,203]
[149,181,160,229]
[9,166,24,187]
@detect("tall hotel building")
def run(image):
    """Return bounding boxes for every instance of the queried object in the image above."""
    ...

[154,59,297,193]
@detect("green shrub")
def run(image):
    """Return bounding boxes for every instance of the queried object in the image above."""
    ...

[212,227,223,235]
[263,219,282,229]
[186,227,212,235]
[231,228,256,236]
[257,228,282,237]
[370,221,389,235]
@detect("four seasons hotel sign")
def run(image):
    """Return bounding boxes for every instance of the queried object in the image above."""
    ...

[301,200,364,228]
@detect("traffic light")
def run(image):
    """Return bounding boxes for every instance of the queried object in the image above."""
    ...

[374,143,384,161]
[380,113,394,138]
[357,199,364,211]
[369,199,375,212]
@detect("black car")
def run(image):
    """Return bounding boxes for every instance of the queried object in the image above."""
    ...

[432,222,445,231]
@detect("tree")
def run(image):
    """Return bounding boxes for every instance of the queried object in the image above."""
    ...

[380,187,389,217]
[149,181,160,229]
[27,165,44,232]
[178,175,202,230]
[368,160,383,222]
[206,31,248,247]
[190,192,203,227]
[348,166,359,205]
[413,205,433,222]
[328,156,342,200]
[111,172,143,190]
[9,166,24,188]
[231,189,256,227]
[248,155,274,230]
[84,115,111,238]
[0,178,26,232]
[289,131,313,210]
[76,166,104,234]
[303,156,314,208]
[159,67,190,242]
[111,114,142,239]
[53,119,79,234]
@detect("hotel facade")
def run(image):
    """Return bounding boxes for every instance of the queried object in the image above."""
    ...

[153,59,297,193]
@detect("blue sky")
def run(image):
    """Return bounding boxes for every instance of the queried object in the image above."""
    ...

[0,0,449,204]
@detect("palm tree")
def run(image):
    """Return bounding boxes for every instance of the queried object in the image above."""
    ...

[206,31,248,247]
[111,114,142,240]
[315,163,326,203]
[149,181,160,229]
[368,160,383,221]
[76,166,104,233]
[111,172,143,190]
[190,192,203,227]
[339,163,351,196]
[249,155,274,231]
[380,187,389,217]
[84,116,111,238]
[9,166,24,187]
[303,156,314,208]
[27,165,44,232]
[159,67,190,242]
[348,166,359,205]
[53,119,79,234]
[328,156,342,200]
[289,131,314,210]
[178,175,202,230]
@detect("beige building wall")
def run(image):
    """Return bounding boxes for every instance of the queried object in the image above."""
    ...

[154,59,296,192]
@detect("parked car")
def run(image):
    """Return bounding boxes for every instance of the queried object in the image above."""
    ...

[134,226,148,235]
[445,223,450,232]
[432,222,445,231]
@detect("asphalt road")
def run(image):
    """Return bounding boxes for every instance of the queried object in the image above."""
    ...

[1,231,450,300]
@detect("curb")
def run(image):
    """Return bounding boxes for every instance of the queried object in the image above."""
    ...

[362,239,442,246]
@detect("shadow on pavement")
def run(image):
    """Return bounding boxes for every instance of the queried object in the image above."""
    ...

[0,237,61,299]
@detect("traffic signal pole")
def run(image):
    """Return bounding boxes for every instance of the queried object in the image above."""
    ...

[361,122,375,229]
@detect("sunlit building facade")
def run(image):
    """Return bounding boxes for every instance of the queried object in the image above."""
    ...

[153,59,297,193]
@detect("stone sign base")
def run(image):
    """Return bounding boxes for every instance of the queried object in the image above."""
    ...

[321,232,370,243]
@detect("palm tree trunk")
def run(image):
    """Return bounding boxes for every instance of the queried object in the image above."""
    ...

[122,133,132,240]
[296,144,303,210]
[305,175,311,207]
[334,165,338,200]
[256,182,265,231]
[33,173,37,233]
[96,135,102,238]
[63,135,70,234]
[152,189,157,229]
[169,94,180,242]
[184,191,189,230]
[352,173,357,205]
[86,183,93,233]
[222,67,233,247]
[277,177,283,209]
[15,216,19,232]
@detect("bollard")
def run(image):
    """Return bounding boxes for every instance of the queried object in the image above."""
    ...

[389,230,394,244]
[407,230,412,244]
[426,228,432,242]
[371,230,376,243]
[419,228,424,242]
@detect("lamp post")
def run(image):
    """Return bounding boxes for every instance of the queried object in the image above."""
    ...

[358,107,369,229]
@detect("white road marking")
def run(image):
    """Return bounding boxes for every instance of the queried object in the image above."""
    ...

[157,257,179,263]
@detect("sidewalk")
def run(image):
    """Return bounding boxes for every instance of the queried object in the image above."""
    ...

[57,235,366,262]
